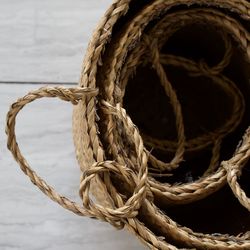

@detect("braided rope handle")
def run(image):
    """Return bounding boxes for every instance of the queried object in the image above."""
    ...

[6,86,146,228]
[223,129,250,212]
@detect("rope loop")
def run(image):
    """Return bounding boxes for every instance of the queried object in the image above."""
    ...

[79,160,148,228]
[223,160,250,212]
[6,86,148,229]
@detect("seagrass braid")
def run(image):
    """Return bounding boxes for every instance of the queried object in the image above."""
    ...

[75,1,249,249]
[122,29,240,176]
[111,7,246,204]
[140,11,245,155]
[142,34,244,173]
[147,53,244,172]
[223,128,250,212]
[6,86,193,250]
[119,9,245,160]
[6,0,250,249]
[87,1,250,248]
[113,8,247,214]
[5,86,151,229]
[102,34,250,250]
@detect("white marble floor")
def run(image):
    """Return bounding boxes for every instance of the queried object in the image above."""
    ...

[0,1,146,249]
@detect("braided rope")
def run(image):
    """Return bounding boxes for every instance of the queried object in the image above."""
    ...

[115,8,246,206]
[5,86,149,229]
[6,0,250,249]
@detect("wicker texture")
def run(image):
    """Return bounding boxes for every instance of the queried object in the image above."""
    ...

[6,0,250,249]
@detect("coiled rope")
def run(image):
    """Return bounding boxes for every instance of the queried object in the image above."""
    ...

[6,1,250,249]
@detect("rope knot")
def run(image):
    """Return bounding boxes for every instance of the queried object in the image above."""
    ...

[198,60,220,76]
[222,161,241,179]
[79,160,148,229]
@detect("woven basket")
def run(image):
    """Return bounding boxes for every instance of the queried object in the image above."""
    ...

[6,0,250,249]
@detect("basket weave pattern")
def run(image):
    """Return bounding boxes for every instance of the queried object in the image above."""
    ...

[6,0,250,249]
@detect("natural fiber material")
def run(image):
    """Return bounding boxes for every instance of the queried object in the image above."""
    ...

[6,0,250,249]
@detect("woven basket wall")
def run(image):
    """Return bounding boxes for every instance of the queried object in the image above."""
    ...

[72,0,250,249]
[6,0,250,249]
